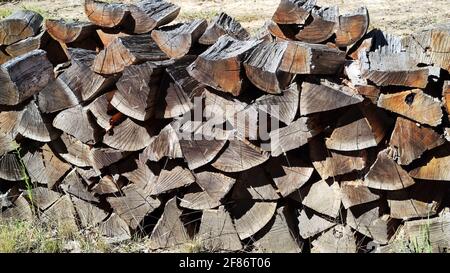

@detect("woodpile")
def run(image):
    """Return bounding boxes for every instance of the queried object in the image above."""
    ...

[1,0,450,253]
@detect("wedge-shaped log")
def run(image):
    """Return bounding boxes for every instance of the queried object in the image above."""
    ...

[103,118,152,151]
[364,148,415,191]
[409,148,450,181]
[297,208,336,239]
[129,0,180,34]
[38,77,79,113]
[148,166,195,195]
[232,166,279,201]
[180,185,223,210]
[0,133,17,156]
[93,34,169,75]
[199,12,250,45]
[5,31,49,58]
[295,6,338,43]
[0,110,23,137]
[45,19,95,44]
[231,201,277,240]
[41,195,78,233]
[377,89,443,127]
[0,10,43,45]
[0,49,53,106]
[88,91,117,130]
[152,19,207,59]
[92,175,120,195]
[0,195,33,222]
[340,180,380,209]
[119,159,157,194]
[0,153,22,181]
[96,29,129,47]
[89,148,128,171]
[272,0,315,25]
[52,133,92,168]
[72,197,108,228]
[267,21,297,41]
[335,7,369,47]
[29,187,61,210]
[311,225,356,253]
[53,105,99,145]
[17,100,58,142]
[187,35,261,96]
[302,180,341,218]
[60,169,99,204]
[194,171,235,201]
[98,214,131,244]
[84,0,129,28]
[142,124,182,162]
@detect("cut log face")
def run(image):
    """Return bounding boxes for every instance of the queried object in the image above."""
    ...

[272,0,315,25]
[178,133,227,170]
[0,110,23,137]
[38,77,79,114]
[92,34,168,75]
[279,42,346,75]
[364,148,415,191]
[194,171,235,201]
[134,0,180,31]
[92,175,120,195]
[211,139,269,173]
[199,12,250,45]
[197,207,242,251]
[297,208,336,239]
[377,89,443,127]
[142,124,182,162]
[41,195,78,232]
[53,133,92,168]
[84,0,129,28]
[0,195,33,222]
[300,81,364,116]
[0,133,18,156]
[335,7,369,47]
[72,196,108,228]
[311,225,357,253]
[29,187,61,210]
[0,10,43,45]
[53,105,99,145]
[267,155,314,197]
[111,62,160,121]
[267,21,297,41]
[340,180,380,209]
[88,91,117,130]
[107,184,161,230]
[390,117,445,165]
[60,169,99,203]
[103,118,152,151]
[295,6,338,44]
[5,31,48,58]
[269,117,322,157]
[45,19,95,44]
[0,153,22,181]
[409,150,450,181]
[98,213,131,244]
[232,201,277,240]
[187,35,261,96]
[232,166,280,201]
[179,185,222,210]
[121,159,157,193]
[244,41,293,94]
[17,101,58,143]
[149,166,195,195]
[89,148,128,171]
[309,137,367,180]
[254,206,301,253]
[0,49,53,106]
[152,20,207,59]
[96,29,129,47]
[301,180,341,218]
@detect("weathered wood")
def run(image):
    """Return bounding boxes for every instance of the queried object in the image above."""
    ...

[267,21,297,41]
[52,133,92,168]
[92,175,120,195]
[142,124,182,162]
[120,159,157,194]
[89,148,128,171]
[0,110,23,137]
[199,12,250,45]
[300,80,363,116]
[301,180,341,218]
[335,7,369,47]
[87,91,117,130]
[187,35,261,96]
[130,0,180,34]
[103,118,152,151]
[0,49,53,106]
[148,166,195,195]
[0,153,22,181]
[84,0,129,28]
[0,50,12,65]
[38,77,79,113]
[0,195,33,222]
[443,81,450,119]
[0,133,17,156]
[41,195,78,232]
[232,201,277,240]
[0,10,43,45]
[273,0,315,25]
[364,148,415,191]
[5,31,49,58]
[53,105,99,145]
[179,185,222,210]
[390,117,445,165]
[194,171,235,201]
[152,20,207,59]
[409,149,450,181]
[232,166,279,201]
[46,19,95,44]
[60,169,99,203]
[98,213,131,244]
[93,34,168,75]
[311,225,357,253]
[295,6,338,43]
[75,168,99,186]
[149,197,189,249]
[29,187,61,210]
[340,180,380,209]
[17,101,58,142]
[72,196,108,228]
[96,29,129,47]
[377,89,443,127]
[297,208,336,239]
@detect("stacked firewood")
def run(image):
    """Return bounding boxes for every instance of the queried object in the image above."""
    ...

[1,0,450,253]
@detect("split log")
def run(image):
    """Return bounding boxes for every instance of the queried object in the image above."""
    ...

[17,101,58,142]
[335,7,369,47]
[89,148,128,171]
[84,0,129,28]
[377,89,443,127]
[0,110,23,137]
[88,91,117,130]
[103,118,152,151]
[141,124,182,162]
[199,12,250,45]
[148,166,195,195]
[92,34,168,75]
[130,0,181,34]
[5,31,48,58]
[72,196,108,228]
[254,206,301,253]
[0,153,22,181]
[311,225,357,253]
[272,0,315,25]
[75,168,99,186]
[231,201,277,240]
[0,195,33,222]
[41,195,78,232]
[0,133,18,156]
[149,197,189,249]
[232,166,279,201]
[0,10,43,45]
[52,133,92,168]
[297,208,336,239]
[301,180,341,218]
[211,139,269,173]
[267,21,297,41]
[390,117,445,165]
[197,207,242,251]
[0,50,12,65]
[60,169,99,203]
[269,117,322,157]
[194,171,235,202]
[151,20,207,59]
[53,105,99,145]
[92,175,120,195]
[38,77,79,113]
[96,29,129,47]
[0,49,53,106]
[364,148,415,191]
[267,154,314,197]
[187,35,261,96]
[340,180,380,209]
[107,184,161,230]
[353,84,380,104]
[300,81,364,116]
[295,6,338,44]
[29,187,61,210]
[45,19,95,44]
[98,213,131,244]
[203,88,247,123]
[179,185,222,210]
[120,159,157,194]
[309,137,367,180]
[409,149,450,181]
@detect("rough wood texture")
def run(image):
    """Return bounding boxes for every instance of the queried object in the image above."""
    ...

[53,133,91,168]
[96,29,129,47]
[131,0,180,33]
[60,169,99,203]
[199,12,250,45]
[0,195,33,222]
[232,166,279,201]
[273,0,315,25]
[53,105,99,145]
[29,187,61,210]
[302,180,341,218]
[142,124,182,162]
[46,19,95,43]
[409,149,450,181]
[297,208,336,239]
[38,77,79,114]
[148,166,195,195]
[335,7,369,47]
[340,180,380,209]
[98,213,131,244]
[103,118,152,151]
[443,81,450,119]
[0,10,43,45]
[232,201,277,240]
[84,0,129,28]
[5,31,49,58]
[295,6,338,43]
[41,195,78,232]
[311,225,356,253]
[0,153,22,181]
[17,100,57,142]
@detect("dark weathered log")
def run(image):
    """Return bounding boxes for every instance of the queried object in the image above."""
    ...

[267,21,297,41]
[297,208,336,239]
[0,194,33,222]
[301,180,341,218]
[87,91,117,130]
[98,213,131,244]
[0,10,43,45]
[0,153,22,181]
[41,195,78,232]
[53,105,99,145]
[0,49,53,106]
[52,133,92,168]
[72,196,108,228]
[232,166,279,201]
[96,29,129,47]
[231,201,277,240]
[409,149,450,181]
[364,148,415,191]
[187,35,261,96]
[45,19,95,44]
[148,166,195,195]
[17,100,58,142]
[89,148,128,171]
[390,117,445,165]
[254,206,301,253]
[93,34,168,75]
[311,225,356,253]
[300,80,364,116]
[377,89,443,127]
[152,20,207,59]
[335,7,369,47]
[141,124,183,162]
[92,175,120,195]
[197,206,242,251]
[199,12,250,45]
[103,118,152,151]
[38,77,79,114]
[84,0,129,28]
[60,169,99,203]
[295,6,338,43]
[29,187,61,210]
[130,0,180,34]
[272,0,315,25]
[5,31,48,58]
[340,180,380,209]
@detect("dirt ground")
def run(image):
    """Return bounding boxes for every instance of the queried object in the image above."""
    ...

[0,0,449,35]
